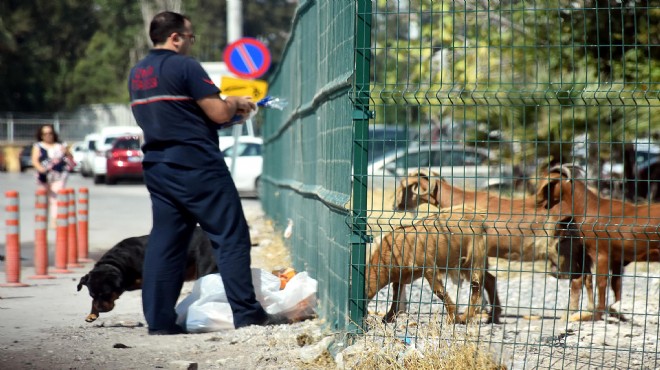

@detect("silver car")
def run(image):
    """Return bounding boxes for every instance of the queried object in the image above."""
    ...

[367,143,513,191]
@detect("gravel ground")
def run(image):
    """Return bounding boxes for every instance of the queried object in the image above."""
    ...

[368,259,660,370]
[3,182,660,369]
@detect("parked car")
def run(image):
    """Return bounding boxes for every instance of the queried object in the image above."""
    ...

[222,136,263,197]
[69,141,86,173]
[218,124,253,151]
[19,144,33,172]
[367,125,409,165]
[0,148,6,172]
[105,135,144,185]
[90,126,143,184]
[367,143,513,191]
[79,133,100,178]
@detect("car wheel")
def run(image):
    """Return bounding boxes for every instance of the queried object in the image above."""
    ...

[93,175,105,184]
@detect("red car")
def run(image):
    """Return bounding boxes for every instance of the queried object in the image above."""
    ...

[105,135,143,185]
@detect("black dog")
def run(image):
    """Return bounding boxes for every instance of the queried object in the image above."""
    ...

[77,227,217,322]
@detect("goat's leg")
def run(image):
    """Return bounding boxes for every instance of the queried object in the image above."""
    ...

[483,271,502,324]
[584,273,594,311]
[607,263,628,322]
[424,270,457,324]
[567,274,595,321]
[593,258,610,321]
[457,276,482,324]
[384,282,406,323]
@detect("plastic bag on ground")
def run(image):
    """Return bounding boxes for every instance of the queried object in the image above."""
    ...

[175,268,317,333]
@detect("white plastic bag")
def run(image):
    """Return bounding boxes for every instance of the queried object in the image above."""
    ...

[175,268,317,333]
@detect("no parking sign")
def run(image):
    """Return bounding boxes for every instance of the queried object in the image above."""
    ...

[223,38,271,79]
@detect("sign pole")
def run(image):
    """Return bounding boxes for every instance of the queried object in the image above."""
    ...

[227,0,244,175]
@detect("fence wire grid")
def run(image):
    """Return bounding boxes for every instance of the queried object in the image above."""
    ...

[266,1,660,369]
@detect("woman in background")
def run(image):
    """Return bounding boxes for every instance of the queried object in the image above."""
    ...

[31,124,74,228]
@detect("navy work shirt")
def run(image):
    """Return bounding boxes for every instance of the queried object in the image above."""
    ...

[129,49,224,169]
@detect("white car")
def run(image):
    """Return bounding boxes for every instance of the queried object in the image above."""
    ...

[218,123,254,151]
[79,133,100,177]
[222,136,262,197]
[367,143,513,191]
[69,141,86,172]
[91,126,143,184]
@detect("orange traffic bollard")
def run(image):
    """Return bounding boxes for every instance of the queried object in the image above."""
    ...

[77,187,91,262]
[2,191,29,287]
[29,189,55,279]
[66,188,82,268]
[51,189,72,274]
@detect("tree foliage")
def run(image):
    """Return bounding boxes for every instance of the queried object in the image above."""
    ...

[370,0,660,162]
[0,0,296,113]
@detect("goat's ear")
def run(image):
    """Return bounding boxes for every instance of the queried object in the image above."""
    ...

[431,179,440,200]
[77,274,89,291]
[537,179,561,209]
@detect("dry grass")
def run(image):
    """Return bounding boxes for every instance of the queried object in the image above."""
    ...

[342,316,506,370]
[248,214,293,271]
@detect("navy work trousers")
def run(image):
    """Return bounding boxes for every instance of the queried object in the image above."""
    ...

[141,161,267,330]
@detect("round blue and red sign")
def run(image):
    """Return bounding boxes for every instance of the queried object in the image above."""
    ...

[223,38,271,79]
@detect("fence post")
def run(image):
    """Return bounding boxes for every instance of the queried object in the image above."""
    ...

[51,189,71,274]
[77,187,91,262]
[29,189,55,279]
[66,188,82,268]
[2,191,29,287]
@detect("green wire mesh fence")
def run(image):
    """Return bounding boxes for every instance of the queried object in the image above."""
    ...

[264,1,660,368]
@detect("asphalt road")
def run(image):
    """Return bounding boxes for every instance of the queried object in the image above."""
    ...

[0,170,260,270]
[0,170,271,353]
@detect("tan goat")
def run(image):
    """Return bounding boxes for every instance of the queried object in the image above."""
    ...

[393,170,554,261]
[366,206,499,324]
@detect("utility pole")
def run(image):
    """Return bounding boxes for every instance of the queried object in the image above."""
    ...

[227,0,243,43]
[226,0,248,174]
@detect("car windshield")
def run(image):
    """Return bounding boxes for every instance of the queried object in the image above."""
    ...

[224,143,261,157]
[114,139,140,150]
[384,146,490,171]
[368,126,408,164]
[440,150,487,166]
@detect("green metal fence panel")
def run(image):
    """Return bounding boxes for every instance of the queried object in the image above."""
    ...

[264,0,660,367]
[262,0,355,331]
[355,1,660,369]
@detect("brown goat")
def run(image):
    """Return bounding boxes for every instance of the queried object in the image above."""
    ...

[538,172,660,321]
[366,206,501,324]
[393,171,554,261]
[546,220,596,321]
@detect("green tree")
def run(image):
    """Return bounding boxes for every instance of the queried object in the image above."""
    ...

[0,0,98,111]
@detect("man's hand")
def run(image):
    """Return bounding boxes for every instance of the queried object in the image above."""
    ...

[227,96,256,115]
[198,94,256,125]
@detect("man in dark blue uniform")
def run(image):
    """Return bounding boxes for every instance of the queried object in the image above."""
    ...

[129,11,284,334]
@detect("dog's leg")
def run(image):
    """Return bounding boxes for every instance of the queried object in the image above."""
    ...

[85,304,100,323]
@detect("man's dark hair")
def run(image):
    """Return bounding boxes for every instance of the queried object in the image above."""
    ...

[149,11,190,46]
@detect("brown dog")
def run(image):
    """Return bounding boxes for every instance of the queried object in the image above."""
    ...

[77,227,217,322]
